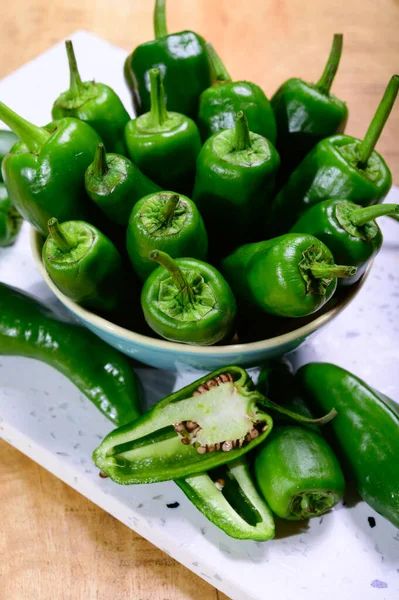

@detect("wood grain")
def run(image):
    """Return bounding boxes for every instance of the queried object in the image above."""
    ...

[0,1,398,599]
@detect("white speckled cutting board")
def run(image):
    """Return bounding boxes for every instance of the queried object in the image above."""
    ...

[0,31,398,600]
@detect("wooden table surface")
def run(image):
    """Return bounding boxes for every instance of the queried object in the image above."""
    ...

[1,1,398,599]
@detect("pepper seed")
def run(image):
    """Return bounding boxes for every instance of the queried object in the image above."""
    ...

[222,441,233,452]
[197,445,207,454]
[185,420,198,432]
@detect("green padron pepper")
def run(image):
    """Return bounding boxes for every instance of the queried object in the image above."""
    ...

[192,111,280,257]
[297,363,399,528]
[126,191,208,281]
[124,0,211,119]
[221,233,356,318]
[141,250,236,345]
[291,200,399,285]
[0,282,141,425]
[42,218,125,312]
[0,183,23,247]
[85,143,161,226]
[0,102,101,236]
[198,43,277,144]
[0,129,18,181]
[52,41,130,155]
[268,75,399,235]
[125,68,201,196]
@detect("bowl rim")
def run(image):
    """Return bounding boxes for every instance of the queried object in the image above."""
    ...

[31,228,370,356]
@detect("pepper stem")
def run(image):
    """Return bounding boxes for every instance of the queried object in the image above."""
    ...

[349,204,399,227]
[154,0,168,39]
[0,102,50,154]
[149,69,168,127]
[161,194,180,224]
[65,40,85,96]
[316,34,343,95]
[234,111,252,152]
[205,43,232,84]
[47,218,75,252]
[310,263,357,279]
[358,75,399,168]
[150,250,193,302]
[93,143,109,177]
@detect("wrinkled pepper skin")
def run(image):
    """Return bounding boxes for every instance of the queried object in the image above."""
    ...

[0,282,141,425]
[254,426,345,520]
[0,129,18,182]
[124,0,211,119]
[126,191,208,281]
[0,101,101,236]
[85,143,161,226]
[221,233,356,318]
[176,457,275,541]
[52,41,130,155]
[297,363,399,528]
[0,183,23,247]
[42,218,125,313]
[291,200,399,285]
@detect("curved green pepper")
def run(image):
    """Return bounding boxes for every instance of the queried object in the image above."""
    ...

[0,282,140,425]
[124,0,211,119]
[268,75,399,235]
[271,34,348,183]
[0,102,101,236]
[0,129,18,182]
[141,250,236,345]
[192,111,280,257]
[197,44,277,144]
[291,200,399,285]
[0,183,23,247]
[126,191,208,281]
[254,425,345,520]
[52,41,130,155]
[297,363,399,528]
[221,233,356,318]
[85,143,161,226]
[125,69,201,196]
[42,218,124,312]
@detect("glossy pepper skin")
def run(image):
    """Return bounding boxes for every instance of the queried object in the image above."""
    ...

[141,251,236,345]
[0,129,18,181]
[52,41,130,155]
[42,218,124,312]
[0,282,141,425]
[291,200,399,285]
[254,425,345,520]
[126,191,208,281]
[221,233,356,318]
[0,183,23,247]
[125,69,201,196]
[85,143,161,226]
[297,363,399,528]
[0,102,101,236]
[271,34,348,182]
[268,75,399,235]
[124,0,211,119]
[176,457,275,541]
[192,111,280,257]
[197,44,276,144]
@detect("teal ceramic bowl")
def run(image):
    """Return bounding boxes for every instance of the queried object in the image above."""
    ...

[31,229,369,371]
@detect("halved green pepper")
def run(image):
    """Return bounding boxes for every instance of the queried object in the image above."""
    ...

[0,129,18,182]
[0,183,23,247]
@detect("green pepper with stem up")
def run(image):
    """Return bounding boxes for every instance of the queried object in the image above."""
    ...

[197,43,277,144]
[192,111,280,257]
[291,200,399,285]
[141,250,236,345]
[268,75,399,235]
[0,102,101,236]
[124,0,211,119]
[221,233,356,318]
[0,183,23,247]
[0,129,18,181]
[125,69,201,196]
[52,41,130,155]
[126,191,208,281]
[85,143,161,226]
[42,218,125,313]
[271,34,348,183]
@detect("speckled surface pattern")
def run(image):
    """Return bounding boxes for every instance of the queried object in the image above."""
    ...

[0,31,398,600]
